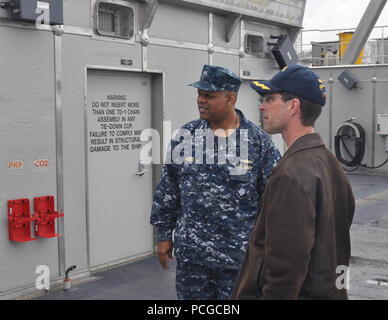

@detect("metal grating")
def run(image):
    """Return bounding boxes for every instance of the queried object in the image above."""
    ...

[98,9,116,35]
[96,2,134,39]
[245,34,264,55]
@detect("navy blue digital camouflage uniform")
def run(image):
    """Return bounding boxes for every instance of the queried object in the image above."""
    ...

[150,65,281,300]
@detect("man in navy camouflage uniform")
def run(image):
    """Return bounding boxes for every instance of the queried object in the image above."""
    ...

[150,65,281,300]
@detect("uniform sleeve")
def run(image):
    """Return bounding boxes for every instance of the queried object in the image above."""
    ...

[260,175,315,300]
[150,155,181,243]
[257,135,281,197]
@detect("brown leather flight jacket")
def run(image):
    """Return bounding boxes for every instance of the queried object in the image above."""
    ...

[232,134,355,300]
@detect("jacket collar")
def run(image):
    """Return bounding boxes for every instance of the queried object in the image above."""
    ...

[282,133,325,161]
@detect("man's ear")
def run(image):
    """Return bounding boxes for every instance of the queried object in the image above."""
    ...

[289,98,301,116]
[226,92,238,107]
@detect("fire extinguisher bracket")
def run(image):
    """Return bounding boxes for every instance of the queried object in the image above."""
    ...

[34,196,64,238]
[8,199,37,242]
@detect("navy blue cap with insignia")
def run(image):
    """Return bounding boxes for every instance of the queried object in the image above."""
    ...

[189,65,242,92]
[250,64,326,106]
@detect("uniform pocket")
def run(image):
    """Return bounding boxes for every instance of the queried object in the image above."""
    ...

[230,175,252,205]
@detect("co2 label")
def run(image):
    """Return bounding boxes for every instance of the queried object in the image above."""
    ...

[34,160,49,168]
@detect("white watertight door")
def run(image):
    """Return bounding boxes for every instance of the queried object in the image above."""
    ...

[86,69,153,268]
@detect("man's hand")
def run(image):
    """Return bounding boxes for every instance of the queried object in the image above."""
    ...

[157,241,173,270]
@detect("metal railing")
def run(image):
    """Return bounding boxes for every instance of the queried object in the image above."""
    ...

[296,25,388,66]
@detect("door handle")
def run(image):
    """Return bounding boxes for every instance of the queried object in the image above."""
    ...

[136,170,149,176]
[136,161,149,176]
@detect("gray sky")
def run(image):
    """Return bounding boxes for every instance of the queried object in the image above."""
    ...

[302,0,388,45]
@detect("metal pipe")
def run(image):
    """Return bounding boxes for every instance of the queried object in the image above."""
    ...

[65,265,77,280]
[340,0,387,65]
[63,265,77,291]
[54,33,66,277]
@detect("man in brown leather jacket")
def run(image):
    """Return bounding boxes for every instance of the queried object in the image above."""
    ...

[232,65,355,300]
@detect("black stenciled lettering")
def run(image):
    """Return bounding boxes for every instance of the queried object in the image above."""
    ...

[128,109,140,115]
[90,145,111,152]
[127,102,139,108]
[107,95,126,101]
